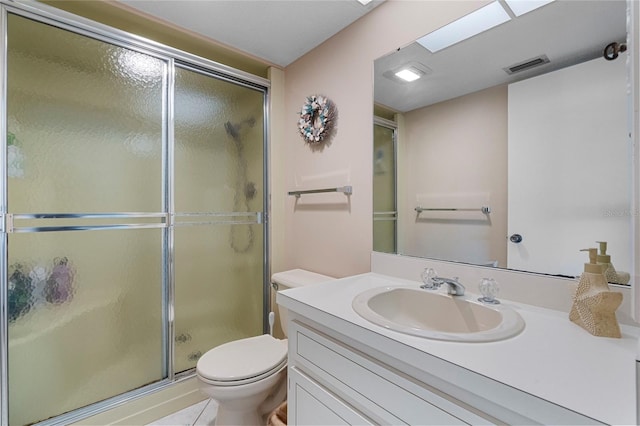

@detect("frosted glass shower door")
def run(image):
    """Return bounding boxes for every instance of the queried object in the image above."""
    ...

[173,65,265,373]
[5,14,166,425]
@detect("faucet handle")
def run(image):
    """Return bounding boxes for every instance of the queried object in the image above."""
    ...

[478,278,500,304]
[420,267,438,289]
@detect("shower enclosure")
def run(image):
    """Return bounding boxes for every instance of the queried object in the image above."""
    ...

[0,3,269,425]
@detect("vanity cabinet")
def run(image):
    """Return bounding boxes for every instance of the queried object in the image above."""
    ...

[286,316,602,425]
[288,319,494,425]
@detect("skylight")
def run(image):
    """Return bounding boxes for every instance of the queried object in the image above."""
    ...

[504,0,555,17]
[416,2,511,53]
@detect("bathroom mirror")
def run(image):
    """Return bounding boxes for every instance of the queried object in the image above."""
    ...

[373,0,634,282]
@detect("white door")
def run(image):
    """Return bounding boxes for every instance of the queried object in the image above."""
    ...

[507,57,631,277]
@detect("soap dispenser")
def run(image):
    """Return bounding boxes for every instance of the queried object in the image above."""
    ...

[596,241,630,285]
[569,248,622,338]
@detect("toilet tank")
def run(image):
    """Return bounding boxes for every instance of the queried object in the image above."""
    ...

[271,269,334,337]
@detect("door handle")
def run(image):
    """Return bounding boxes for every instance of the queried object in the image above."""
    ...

[509,234,523,243]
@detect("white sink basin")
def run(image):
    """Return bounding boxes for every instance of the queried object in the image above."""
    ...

[352,286,525,342]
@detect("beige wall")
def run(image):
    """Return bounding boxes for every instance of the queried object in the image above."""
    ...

[399,85,508,267]
[282,0,489,277]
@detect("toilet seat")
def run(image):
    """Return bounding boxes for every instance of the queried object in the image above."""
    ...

[198,358,287,387]
[196,335,287,387]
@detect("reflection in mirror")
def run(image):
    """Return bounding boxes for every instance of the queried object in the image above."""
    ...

[373,0,633,283]
[373,117,397,254]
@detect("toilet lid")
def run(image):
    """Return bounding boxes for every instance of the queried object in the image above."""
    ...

[196,335,287,383]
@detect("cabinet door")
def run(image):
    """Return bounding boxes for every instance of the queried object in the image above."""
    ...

[289,367,373,426]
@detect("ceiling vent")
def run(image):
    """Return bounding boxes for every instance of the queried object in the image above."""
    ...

[504,54,550,75]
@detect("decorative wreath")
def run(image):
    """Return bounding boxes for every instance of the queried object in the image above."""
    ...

[297,95,337,144]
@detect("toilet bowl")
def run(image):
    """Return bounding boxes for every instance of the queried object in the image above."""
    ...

[196,269,334,425]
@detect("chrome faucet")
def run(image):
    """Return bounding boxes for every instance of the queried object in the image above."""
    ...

[436,277,466,296]
[421,275,466,296]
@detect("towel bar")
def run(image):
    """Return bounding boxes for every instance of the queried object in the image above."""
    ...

[288,186,352,198]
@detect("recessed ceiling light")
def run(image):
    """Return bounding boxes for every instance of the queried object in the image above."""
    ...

[383,62,432,84]
[357,0,373,5]
[416,1,511,53]
[504,0,555,17]
[395,68,422,82]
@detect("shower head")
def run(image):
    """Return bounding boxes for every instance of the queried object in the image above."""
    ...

[224,117,257,142]
[224,121,241,141]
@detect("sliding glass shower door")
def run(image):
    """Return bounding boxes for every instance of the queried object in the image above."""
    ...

[1,5,268,425]
[173,65,265,373]
[5,14,166,425]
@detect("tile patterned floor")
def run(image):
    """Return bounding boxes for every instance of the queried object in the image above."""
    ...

[147,399,218,426]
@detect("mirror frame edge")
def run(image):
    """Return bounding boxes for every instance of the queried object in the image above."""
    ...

[631,0,639,322]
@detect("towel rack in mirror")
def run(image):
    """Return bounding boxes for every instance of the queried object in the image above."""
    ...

[415,206,491,214]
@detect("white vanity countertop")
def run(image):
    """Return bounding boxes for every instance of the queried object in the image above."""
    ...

[277,272,640,425]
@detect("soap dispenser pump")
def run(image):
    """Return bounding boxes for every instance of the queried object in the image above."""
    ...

[596,241,630,285]
[569,248,622,338]
[581,248,602,274]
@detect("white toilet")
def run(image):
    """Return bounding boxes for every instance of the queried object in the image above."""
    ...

[196,269,334,425]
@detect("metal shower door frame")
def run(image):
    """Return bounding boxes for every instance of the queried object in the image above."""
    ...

[0,1,271,425]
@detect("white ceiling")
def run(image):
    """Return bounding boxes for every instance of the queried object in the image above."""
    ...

[118,0,383,67]
[374,0,627,112]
